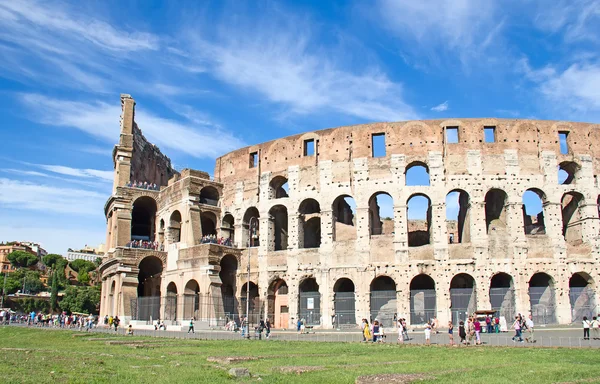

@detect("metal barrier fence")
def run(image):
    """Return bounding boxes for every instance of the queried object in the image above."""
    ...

[529,287,557,325]
[569,287,597,323]
[299,292,321,325]
[450,288,476,324]
[333,292,356,325]
[410,289,436,325]
[370,291,396,326]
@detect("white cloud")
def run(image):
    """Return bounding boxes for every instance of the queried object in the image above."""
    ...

[533,0,600,43]
[431,101,449,112]
[0,178,106,216]
[183,12,418,122]
[19,94,244,158]
[33,164,113,182]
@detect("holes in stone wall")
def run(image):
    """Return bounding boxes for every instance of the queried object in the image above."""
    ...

[333,195,356,241]
[405,162,430,186]
[522,188,546,235]
[484,189,507,234]
[561,192,585,245]
[446,189,470,244]
[407,194,431,247]
[368,192,394,236]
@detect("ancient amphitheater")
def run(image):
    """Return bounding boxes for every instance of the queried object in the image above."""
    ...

[99,94,600,329]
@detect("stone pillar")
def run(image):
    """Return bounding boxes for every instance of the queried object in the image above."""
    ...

[354,207,370,265]
[293,213,302,249]
[188,205,202,245]
[435,278,451,326]
[288,280,299,330]
[394,205,408,263]
[554,268,571,324]
[543,202,565,248]
[320,209,334,251]
[506,201,526,245]
[430,202,447,259]
[114,208,132,247]
[320,271,332,328]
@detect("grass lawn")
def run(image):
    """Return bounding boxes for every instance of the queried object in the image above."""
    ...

[1,327,600,384]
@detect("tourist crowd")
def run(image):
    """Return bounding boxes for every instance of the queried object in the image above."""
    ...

[200,235,233,247]
[126,240,164,251]
[126,181,160,190]
[15,311,98,331]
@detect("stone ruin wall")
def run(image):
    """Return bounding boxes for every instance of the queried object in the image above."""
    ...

[212,118,600,325]
[131,123,178,187]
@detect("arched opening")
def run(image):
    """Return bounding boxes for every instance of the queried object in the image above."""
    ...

[370,276,396,326]
[131,196,157,241]
[219,255,238,323]
[241,282,260,325]
[169,210,182,243]
[269,176,289,199]
[165,282,178,321]
[409,274,436,325]
[267,279,288,329]
[200,186,219,206]
[529,272,557,325]
[368,192,394,236]
[569,272,596,323]
[183,280,200,320]
[449,273,476,324]
[407,194,431,247]
[558,161,580,185]
[562,192,585,245]
[299,199,321,249]
[268,205,288,251]
[201,211,217,237]
[109,281,116,315]
[485,189,508,234]
[221,214,235,245]
[332,195,356,241]
[405,162,430,186]
[243,207,260,247]
[446,189,471,244]
[136,256,163,321]
[333,278,356,326]
[299,278,320,325]
[489,273,515,320]
[522,189,546,235]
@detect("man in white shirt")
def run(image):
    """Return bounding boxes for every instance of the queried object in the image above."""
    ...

[525,314,535,343]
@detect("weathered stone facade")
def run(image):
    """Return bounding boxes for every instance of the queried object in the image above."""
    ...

[100,95,600,328]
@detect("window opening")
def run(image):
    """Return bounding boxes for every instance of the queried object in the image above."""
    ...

[372,133,386,157]
[304,139,315,156]
[446,127,459,144]
[249,152,258,168]
[484,126,496,143]
[558,131,569,154]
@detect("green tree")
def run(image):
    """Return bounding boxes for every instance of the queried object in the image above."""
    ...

[59,286,100,314]
[55,258,68,289]
[94,257,103,267]
[77,270,90,284]
[42,253,63,269]
[5,269,44,294]
[69,259,96,273]
[50,269,59,311]
[7,251,39,268]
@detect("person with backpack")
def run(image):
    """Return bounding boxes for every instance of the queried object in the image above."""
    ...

[458,320,467,345]
[188,317,195,334]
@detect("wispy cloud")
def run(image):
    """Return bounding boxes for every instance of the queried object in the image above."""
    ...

[431,101,449,112]
[19,94,245,158]
[33,164,113,182]
[533,0,600,44]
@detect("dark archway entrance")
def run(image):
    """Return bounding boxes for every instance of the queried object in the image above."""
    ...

[135,256,163,321]
[131,197,157,241]
[267,279,288,328]
[299,278,321,325]
[164,282,177,321]
[370,276,396,327]
[183,279,200,320]
[489,273,515,320]
[450,273,476,324]
[569,272,596,322]
[333,278,356,326]
[529,272,556,325]
[409,274,436,325]
[241,282,260,325]
[219,255,239,323]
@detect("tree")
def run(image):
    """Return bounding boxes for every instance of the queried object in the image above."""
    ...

[42,254,63,269]
[59,286,100,314]
[69,259,96,274]
[94,257,103,267]
[55,258,68,289]
[7,251,39,268]
[4,269,44,295]
[50,269,59,311]
[77,270,90,284]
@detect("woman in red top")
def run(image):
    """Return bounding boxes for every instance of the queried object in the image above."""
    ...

[473,318,482,345]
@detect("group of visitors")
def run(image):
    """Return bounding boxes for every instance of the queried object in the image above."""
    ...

[126,181,160,190]
[24,311,96,331]
[103,315,121,331]
[582,316,600,340]
[200,235,233,247]
[126,239,163,250]
[361,318,387,342]
[511,313,535,343]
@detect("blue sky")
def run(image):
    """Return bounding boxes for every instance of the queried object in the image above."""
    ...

[0,0,599,254]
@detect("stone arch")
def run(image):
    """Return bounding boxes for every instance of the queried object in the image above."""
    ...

[243,207,260,247]
[298,277,321,325]
[569,272,596,323]
[268,205,288,251]
[333,278,356,326]
[561,192,585,245]
[449,273,477,324]
[169,210,182,243]
[220,254,239,321]
[299,198,321,249]
[405,161,430,186]
[522,188,547,235]
[165,282,178,321]
[221,213,235,245]
[485,188,508,234]
[409,274,436,325]
[269,175,289,199]
[446,189,471,243]
[529,272,557,325]
[368,192,394,236]
[407,193,432,247]
[200,186,219,206]
[136,256,163,321]
[241,281,260,324]
[489,272,515,320]
[267,278,288,328]
[332,195,356,241]
[369,276,397,326]
[183,279,200,320]
[131,196,157,241]
[558,161,581,185]
[201,211,217,237]
[109,280,116,316]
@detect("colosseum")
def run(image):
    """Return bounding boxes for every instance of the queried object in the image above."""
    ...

[99,94,600,329]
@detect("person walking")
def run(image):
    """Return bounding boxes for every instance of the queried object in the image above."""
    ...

[473,318,482,345]
[424,321,432,345]
[113,316,120,332]
[448,321,455,346]
[241,317,248,338]
[511,316,523,342]
[591,316,600,340]
[583,316,591,340]
[485,315,493,334]
[466,318,475,346]
[188,317,195,334]
[494,316,500,333]
[458,321,466,345]
[362,319,371,342]
[265,318,271,339]
[397,319,404,344]
[525,314,535,343]
[372,320,380,342]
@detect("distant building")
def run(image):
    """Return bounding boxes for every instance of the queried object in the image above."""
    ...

[0,242,38,273]
[20,241,48,258]
[65,244,105,262]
